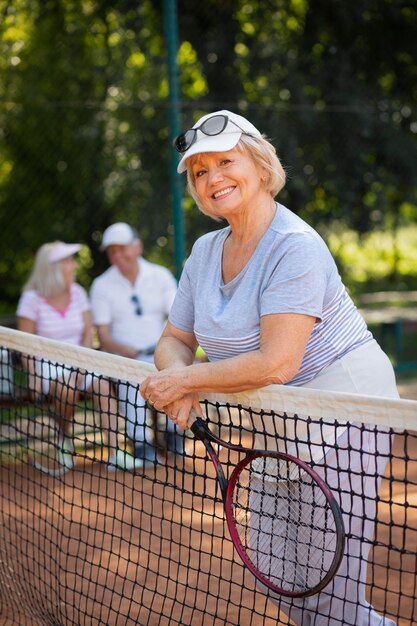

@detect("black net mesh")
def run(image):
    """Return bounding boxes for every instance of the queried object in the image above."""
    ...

[0,340,416,626]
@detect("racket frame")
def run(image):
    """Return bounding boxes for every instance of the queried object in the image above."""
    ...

[191,416,346,598]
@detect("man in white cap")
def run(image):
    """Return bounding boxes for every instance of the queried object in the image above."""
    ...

[90,223,181,466]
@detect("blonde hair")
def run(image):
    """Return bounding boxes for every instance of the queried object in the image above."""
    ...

[23,242,67,298]
[186,134,286,219]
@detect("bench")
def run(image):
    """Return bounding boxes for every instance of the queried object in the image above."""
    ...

[357,291,417,372]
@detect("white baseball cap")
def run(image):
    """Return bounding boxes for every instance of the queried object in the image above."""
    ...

[48,242,81,263]
[176,110,262,174]
[100,222,138,250]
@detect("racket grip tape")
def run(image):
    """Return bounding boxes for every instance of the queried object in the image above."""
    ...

[190,417,208,441]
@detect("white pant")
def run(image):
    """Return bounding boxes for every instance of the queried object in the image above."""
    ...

[269,340,398,626]
[118,354,175,444]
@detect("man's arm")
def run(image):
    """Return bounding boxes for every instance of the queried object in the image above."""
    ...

[96,324,139,359]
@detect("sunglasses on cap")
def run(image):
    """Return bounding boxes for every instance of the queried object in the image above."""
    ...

[174,114,247,154]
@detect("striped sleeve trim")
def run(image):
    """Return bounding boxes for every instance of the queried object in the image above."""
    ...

[195,331,260,361]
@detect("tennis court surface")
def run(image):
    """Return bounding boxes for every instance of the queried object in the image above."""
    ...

[0,327,416,625]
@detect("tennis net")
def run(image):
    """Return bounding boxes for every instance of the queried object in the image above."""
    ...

[0,326,416,626]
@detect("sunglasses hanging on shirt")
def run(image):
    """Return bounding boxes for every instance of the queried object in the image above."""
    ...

[131,294,142,316]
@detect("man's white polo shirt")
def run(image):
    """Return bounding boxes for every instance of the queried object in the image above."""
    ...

[90,258,177,352]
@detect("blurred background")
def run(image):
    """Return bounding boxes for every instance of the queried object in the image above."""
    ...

[1,0,417,372]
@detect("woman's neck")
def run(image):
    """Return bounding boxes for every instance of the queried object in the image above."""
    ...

[221,199,277,284]
[46,287,71,308]
[227,197,276,246]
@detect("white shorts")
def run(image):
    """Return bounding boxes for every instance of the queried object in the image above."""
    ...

[38,361,93,397]
[268,339,399,463]
[302,339,399,398]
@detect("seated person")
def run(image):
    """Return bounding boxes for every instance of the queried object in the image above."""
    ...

[90,223,183,465]
[16,241,143,473]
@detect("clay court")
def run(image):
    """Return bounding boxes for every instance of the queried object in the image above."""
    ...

[0,430,416,626]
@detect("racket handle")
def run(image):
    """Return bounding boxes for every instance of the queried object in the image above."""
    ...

[190,416,207,441]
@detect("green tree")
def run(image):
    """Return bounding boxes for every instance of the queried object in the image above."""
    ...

[233,0,417,232]
[0,0,181,307]
[172,1,417,235]
[1,0,417,312]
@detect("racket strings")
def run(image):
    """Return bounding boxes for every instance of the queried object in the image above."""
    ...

[232,456,339,593]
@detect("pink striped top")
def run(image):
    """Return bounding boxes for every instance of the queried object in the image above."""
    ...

[16,284,90,346]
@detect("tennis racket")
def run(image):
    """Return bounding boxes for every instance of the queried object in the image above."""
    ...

[191,416,345,598]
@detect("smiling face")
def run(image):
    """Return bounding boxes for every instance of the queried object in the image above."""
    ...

[189,147,267,220]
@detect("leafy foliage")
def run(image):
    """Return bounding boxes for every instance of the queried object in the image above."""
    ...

[0,0,416,312]
[322,222,417,294]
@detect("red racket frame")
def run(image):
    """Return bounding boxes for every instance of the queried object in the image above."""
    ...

[191,416,345,598]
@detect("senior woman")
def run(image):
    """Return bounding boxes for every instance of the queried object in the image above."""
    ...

[141,110,398,625]
[17,241,142,474]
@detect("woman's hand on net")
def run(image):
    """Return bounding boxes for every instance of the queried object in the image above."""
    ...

[164,394,201,431]
[141,368,189,411]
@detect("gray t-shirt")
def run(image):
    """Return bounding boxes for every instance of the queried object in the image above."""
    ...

[169,204,371,385]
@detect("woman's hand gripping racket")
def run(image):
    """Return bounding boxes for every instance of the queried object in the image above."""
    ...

[191,416,345,598]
